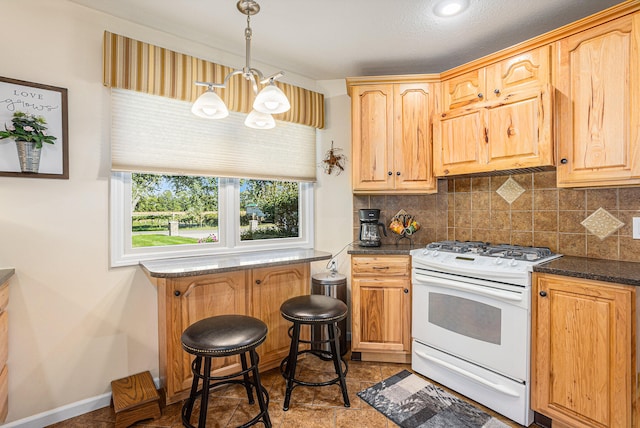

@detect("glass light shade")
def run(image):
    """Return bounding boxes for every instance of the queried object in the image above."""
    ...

[244,109,276,129]
[253,84,291,114]
[191,90,229,119]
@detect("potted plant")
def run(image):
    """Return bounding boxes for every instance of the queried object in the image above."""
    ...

[0,111,57,173]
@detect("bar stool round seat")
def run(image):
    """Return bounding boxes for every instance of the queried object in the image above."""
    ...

[181,315,271,428]
[279,295,349,411]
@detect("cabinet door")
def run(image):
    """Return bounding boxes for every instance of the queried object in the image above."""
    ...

[434,107,486,176]
[164,271,248,404]
[441,68,486,110]
[393,83,436,191]
[532,274,634,428]
[556,14,640,187]
[485,85,554,170]
[351,277,411,354]
[486,45,551,100]
[250,263,309,368]
[351,84,394,191]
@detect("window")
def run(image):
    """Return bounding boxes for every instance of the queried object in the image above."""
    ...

[110,172,313,267]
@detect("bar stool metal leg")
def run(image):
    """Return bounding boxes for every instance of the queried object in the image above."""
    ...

[249,349,272,428]
[240,352,255,404]
[328,323,350,407]
[198,356,212,428]
[283,322,301,411]
[182,356,201,423]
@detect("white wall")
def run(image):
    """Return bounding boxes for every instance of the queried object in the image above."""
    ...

[0,0,350,423]
[313,80,353,274]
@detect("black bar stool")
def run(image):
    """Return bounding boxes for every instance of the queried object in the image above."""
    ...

[181,314,271,428]
[279,294,349,411]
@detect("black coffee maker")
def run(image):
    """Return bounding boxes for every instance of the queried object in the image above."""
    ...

[358,209,387,247]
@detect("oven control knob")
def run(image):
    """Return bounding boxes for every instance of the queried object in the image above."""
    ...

[509,259,518,267]
[432,250,439,257]
[494,258,503,265]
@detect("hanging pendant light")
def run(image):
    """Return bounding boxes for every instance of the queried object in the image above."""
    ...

[191,85,229,119]
[192,0,290,128]
[245,109,276,129]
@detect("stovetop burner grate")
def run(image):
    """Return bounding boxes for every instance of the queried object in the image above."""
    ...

[425,240,555,261]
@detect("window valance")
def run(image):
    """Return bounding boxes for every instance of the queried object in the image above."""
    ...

[111,89,317,182]
[103,31,325,129]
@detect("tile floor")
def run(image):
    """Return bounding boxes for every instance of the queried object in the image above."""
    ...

[47,355,524,428]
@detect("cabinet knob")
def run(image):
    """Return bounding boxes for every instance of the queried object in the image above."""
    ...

[388,171,393,176]
[255,279,262,285]
[539,290,547,297]
[174,290,181,297]
[560,158,568,164]
[396,171,401,176]
[494,89,500,95]
[404,288,409,294]
[477,93,484,98]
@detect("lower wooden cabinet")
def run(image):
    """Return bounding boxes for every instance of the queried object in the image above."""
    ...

[351,255,411,363]
[250,264,310,369]
[532,273,637,427]
[149,263,310,404]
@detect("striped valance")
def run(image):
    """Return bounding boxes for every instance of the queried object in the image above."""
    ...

[103,31,325,129]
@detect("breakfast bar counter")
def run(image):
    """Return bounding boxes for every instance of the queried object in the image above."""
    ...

[141,248,331,405]
[140,247,331,278]
[0,270,14,286]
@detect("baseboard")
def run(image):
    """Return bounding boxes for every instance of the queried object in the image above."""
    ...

[1,392,112,428]
[1,376,160,427]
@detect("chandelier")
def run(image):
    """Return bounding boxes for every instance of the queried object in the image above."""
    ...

[191,0,290,130]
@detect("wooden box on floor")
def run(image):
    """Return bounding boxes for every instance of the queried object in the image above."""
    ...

[111,371,161,428]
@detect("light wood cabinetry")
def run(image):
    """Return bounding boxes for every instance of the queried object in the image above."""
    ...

[556,13,640,187]
[348,79,436,194]
[149,263,310,404]
[532,273,637,428]
[350,255,411,363]
[435,45,554,177]
[249,264,310,369]
[0,278,9,423]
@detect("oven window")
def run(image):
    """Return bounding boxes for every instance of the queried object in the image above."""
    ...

[428,293,501,345]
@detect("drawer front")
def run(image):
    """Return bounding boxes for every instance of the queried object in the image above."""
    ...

[352,255,410,276]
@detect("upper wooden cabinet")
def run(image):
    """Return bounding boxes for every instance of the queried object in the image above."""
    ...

[442,45,551,110]
[348,80,437,194]
[532,273,636,427]
[556,13,640,187]
[435,46,554,177]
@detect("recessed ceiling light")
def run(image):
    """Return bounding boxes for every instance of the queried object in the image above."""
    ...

[433,0,469,17]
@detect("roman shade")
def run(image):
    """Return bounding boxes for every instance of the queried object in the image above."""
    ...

[111,89,317,181]
[103,31,324,129]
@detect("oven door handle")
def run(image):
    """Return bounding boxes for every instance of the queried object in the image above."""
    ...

[413,272,523,302]
[414,350,520,398]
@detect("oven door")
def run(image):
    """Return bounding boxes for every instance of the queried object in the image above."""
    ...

[412,268,530,382]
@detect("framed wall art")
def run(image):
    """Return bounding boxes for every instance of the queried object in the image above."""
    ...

[0,76,69,179]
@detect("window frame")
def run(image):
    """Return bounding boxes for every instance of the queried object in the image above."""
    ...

[110,172,314,267]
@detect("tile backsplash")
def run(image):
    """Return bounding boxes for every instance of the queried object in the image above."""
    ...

[353,170,640,262]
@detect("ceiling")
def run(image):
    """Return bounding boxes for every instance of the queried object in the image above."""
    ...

[69,0,624,81]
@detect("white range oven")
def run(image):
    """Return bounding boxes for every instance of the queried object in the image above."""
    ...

[410,240,561,426]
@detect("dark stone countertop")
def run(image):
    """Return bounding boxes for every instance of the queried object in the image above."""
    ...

[533,256,640,287]
[140,248,332,278]
[348,243,417,256]
[0,269,14,285]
